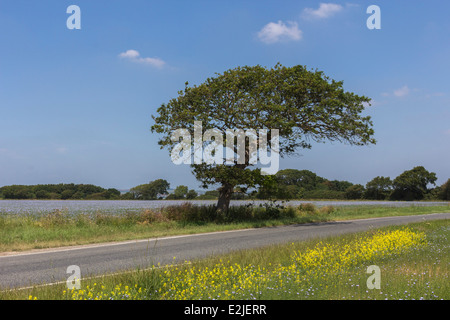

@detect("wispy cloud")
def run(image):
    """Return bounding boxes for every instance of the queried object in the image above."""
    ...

[382,85,410,98]
[257,21,303,44]
[425,92,445,98]
[302,3,343,19]
[119,49,166,68]
[393,85,410,97]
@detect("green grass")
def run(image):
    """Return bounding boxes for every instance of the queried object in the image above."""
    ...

[3,219,448,300]
[0,203,449,252]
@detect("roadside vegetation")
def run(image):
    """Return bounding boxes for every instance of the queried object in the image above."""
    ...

[3,219,448,300]
[1,202,449,252]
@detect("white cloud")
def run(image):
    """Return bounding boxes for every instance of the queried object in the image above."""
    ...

[302,3,343,19]
[381,85,411,98]
[119,49,166,68]
[119,49,140,59]
[257,20,303,44]
[393,85,410,97]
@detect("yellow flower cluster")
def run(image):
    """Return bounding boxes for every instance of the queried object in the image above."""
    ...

[292,228,427,276]
[159,228,426,300]
[159,261,270,300]
[48,227,425,300]
[63,283,143,300]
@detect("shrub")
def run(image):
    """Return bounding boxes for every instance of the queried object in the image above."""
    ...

[137,209,169,224]
[319,205,336,215]
[40,209,70,228]
[297,203,317,214]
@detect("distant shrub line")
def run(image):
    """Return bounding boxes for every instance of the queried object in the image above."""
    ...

[1,166,449,202]
[0,184,121,200]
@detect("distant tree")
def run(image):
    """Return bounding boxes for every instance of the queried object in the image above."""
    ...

[71,191,85,199]
[364,176,392,200]
[1,185,32,199]
[328,180,354,192]
[120,192,135,200]
[194,189,220,200]
[35,190,50,199]
[390,166,437,200]
[345,184,365,200]
[130,179,170,200]
[439,179,450,201]
[106,188,121,199]
[276,169,324,191]
[61,189,75,200]
[173,185,189,199]
[186,189,198,199]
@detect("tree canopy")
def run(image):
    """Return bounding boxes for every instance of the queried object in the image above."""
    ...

[151,63,376,212]
[0,184,120,200]
[129,179,170,200]
[390,166,437,200]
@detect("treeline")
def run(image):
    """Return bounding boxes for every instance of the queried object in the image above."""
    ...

[1,166,449,201]
[0,184,121,200]
[254,166,450,201]
[128,166,449,202]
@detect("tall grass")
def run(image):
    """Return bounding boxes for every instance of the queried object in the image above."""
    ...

[1,203,449,252]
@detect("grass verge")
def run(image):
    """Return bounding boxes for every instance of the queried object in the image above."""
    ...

[3,219,448,300]
[0,202,449,252]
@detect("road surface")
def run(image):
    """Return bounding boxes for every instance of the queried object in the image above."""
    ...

[1,212,449,289]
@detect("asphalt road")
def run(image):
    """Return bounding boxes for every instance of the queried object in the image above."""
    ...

[1,212,449,290]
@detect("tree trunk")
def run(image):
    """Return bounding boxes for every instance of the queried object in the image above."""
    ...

[216,183,234,213]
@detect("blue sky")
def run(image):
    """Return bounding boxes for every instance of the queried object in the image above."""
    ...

[0,0,449,190]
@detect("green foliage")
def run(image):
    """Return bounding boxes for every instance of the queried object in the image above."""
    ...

[438,179,450,200]
[0,184,120,200]
[276,169,325,191]
[390,166,437,201]
[325,180,354,192]
[195,190,220,200]
[256,169,353,200]
[345,184,365,200]
[172,185,188,199]
[186,189,198,199]
[364,176,392,200]
[166,185,198,200]
[129,179,170,200]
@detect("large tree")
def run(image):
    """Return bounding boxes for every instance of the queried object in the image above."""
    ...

[390,166,437,200]
[151,64,375,212]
